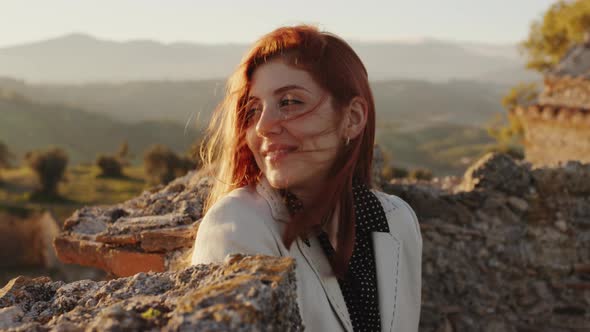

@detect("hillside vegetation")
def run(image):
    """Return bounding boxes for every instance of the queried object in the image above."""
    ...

[0,164,147,223]
[0,92,199,164]
[376,122,494,175]
[0,77,507,127]
[0,77,503,175]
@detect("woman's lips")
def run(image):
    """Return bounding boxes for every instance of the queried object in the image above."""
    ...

[263,145,298,162]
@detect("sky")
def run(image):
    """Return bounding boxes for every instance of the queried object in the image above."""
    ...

[1,0,557,47]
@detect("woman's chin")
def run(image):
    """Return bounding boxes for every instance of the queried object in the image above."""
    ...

[265,171,298,190]
[266,176,292,189]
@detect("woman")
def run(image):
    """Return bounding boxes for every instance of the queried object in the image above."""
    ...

[191,25,422,332]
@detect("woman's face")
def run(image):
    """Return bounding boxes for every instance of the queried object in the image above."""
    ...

[245,59,345,197]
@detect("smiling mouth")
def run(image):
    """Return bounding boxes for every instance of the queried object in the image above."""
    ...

[264,147,297,162]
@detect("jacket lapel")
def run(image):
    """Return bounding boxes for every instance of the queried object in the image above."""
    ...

[296,237,354,332]
[255,178,353,331]
[255,177,291,222]
[256,177,406,331]
[372,231,401,332]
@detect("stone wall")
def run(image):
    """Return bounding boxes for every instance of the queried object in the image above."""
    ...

[511,105,590,167]
[3,152,588,331]
[540,77,590,110]
[387,153,590,331]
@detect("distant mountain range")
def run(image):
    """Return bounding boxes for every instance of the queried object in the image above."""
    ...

[0,87,494,175]
[0,33,534,174]
[0,77,508,128]
[0,33,540,84]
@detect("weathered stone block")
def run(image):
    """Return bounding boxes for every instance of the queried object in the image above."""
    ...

[0,255,303,331]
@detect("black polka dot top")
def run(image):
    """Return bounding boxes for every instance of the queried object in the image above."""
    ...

[281,180,390,332]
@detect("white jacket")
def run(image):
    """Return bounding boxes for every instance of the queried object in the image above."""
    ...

[191,177,422,331]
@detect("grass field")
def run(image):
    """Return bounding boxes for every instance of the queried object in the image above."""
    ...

[0,164,150,224]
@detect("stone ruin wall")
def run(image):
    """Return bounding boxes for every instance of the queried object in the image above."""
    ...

[389,153,590,331]
[511,105,590,167]
[540,77,590,110]
[0,152,589,331]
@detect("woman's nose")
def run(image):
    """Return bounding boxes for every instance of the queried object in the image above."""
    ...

[255,105,283,137]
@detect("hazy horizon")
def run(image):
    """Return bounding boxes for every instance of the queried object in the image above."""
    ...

[1,0,556,47]
[0,31,523,49]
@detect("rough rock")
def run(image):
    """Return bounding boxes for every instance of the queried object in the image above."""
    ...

[51,151,590,331]
[386,152,590,331]
[0,254,303,331]
[460,152,531,195]
[53,172,211,276]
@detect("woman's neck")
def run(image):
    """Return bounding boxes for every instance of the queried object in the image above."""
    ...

[288,187,316,208]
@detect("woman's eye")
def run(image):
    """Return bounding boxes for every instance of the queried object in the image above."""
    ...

[245,106,261,122]
[279,99,302,107]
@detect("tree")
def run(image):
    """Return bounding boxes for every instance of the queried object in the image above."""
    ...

[390,166,409,179]
[96,154,123,177]
[0,141,14,184]
[143,145,196,185]
[501,83,540,111]
[486,112,526,160]
[521,0,590,72]
[489,83,539,155]
[408,168,433,181]
[24,147,68,196]
[116,140,131,167]
[0,141,13,169]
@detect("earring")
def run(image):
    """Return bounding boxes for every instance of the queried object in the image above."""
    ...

[345,137,351,146]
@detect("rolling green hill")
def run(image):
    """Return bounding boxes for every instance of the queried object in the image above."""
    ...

[0,77,508,127]
[376,122,495,175]
[0,78,503,175]
[0,92,200,164]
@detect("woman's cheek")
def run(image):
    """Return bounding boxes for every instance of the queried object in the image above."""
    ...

[245,130,261,163]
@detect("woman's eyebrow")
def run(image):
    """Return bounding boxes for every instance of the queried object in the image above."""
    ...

[248,84,310,100]
[273,84,310,95]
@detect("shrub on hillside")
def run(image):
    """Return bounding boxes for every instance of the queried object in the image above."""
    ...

[24,147,68,196]
[175,156,197,176]
[144,145,196,185]
[0,141,13,169]
[0,141,14,185]
[408,168,433,181]
[96,154,123,177]
[390,166,409,179]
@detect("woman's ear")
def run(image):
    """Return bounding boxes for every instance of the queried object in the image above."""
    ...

[342,96,368,140]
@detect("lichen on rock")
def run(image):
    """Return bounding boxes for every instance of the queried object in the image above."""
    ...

[0,254,303,331]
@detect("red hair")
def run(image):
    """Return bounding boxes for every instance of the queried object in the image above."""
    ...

[201,25,375,277]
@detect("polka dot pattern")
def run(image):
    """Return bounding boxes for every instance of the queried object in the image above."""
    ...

[280,180,390,332]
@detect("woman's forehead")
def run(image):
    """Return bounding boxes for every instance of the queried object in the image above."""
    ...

[249,60,321,98]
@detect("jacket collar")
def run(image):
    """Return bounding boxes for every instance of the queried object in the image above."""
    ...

[253,177,353,330]
[254,176,399,332]
[255,176,291,223]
